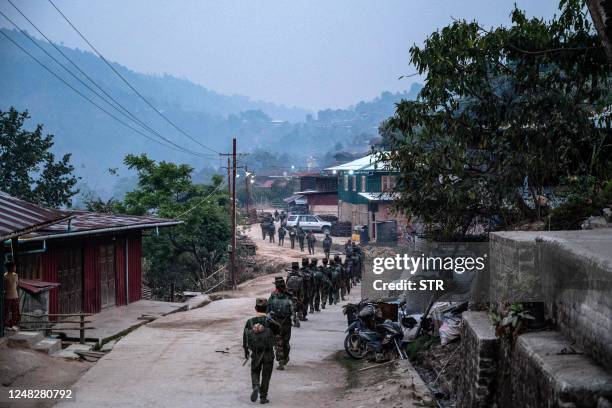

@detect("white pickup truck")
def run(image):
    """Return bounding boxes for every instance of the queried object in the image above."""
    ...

[286,214,332,234]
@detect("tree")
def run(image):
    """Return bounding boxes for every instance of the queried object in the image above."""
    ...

[0,107,79,207]
[116,154,231,299]
[377,0,611,240]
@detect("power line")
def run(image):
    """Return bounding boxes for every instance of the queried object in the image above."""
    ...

[0,7,216,159]
[0,28,211,157]
[47,0,220,155]
[175,180,226,219]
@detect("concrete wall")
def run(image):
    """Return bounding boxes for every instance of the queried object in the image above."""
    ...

[490,230,612,370]
[456,312,498,408]
[458,312,612,408]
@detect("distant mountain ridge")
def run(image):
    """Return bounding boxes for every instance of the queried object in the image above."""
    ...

[0,27,421,196]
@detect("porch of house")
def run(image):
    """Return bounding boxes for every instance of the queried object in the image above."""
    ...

[53,299,187,346]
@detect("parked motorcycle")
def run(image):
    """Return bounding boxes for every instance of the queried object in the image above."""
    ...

[359,320,408,362]
[343,299,378,359]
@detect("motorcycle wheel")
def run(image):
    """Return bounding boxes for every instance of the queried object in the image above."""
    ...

[344,333,366,359]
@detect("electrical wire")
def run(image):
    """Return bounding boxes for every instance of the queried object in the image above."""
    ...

[0,7,217,159]
[47,0,220,155]
[0,28,210,157]
[175,181,226,219]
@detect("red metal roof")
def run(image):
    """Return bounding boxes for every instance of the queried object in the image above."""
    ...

[19,210,181,241]
[0,191,71,241]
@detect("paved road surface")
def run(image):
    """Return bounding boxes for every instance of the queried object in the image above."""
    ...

[58,273,358,408]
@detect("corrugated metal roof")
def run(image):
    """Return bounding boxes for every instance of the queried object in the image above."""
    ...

[325,154,394,172]
[358,192,398,202]
[19,210,181,241]
[0,191,71,241]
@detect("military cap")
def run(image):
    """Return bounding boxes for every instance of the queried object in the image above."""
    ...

[274,276,286,287]
[256,298,268,308]
[329,259,336,265]
[334,254,341,261]
[322,258,328,264]
[291,261,300,269]
[301,258,309,264]
[311,258,318,265]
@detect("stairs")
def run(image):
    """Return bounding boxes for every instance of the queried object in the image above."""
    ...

[7,331,93,357]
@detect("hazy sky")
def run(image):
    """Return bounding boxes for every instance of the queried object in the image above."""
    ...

[1,0,559,110]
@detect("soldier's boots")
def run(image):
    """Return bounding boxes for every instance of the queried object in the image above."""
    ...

[322,302,326,309]
[260,397,269,404]
[251,386,259,402]
[277,363,284,371]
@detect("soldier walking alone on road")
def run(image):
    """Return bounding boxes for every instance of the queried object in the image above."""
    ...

[297,224,306,252]
[268,223,276,243]
[322,233,332,259]
[243,298,280,404]
[307,230,316,254]
[267,277,294,370]
[278,225,286,246]
[288,227,296,249]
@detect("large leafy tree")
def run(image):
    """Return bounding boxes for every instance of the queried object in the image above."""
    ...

[110,154,231,299]
[0,107,79,207]
[377,0,611,239]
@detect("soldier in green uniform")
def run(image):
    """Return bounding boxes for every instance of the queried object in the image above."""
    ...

[297,224,306,252]
[288,227,296,249]
[311,259,322,311]
[278,226,286,246]
[329,259,341,304]
[320,258,333,309]
[300,258,315,314]
[335,254,349,298]
[267,277,294,370]
[322,233,332,260]
[286,262,306,325]
[243,298,280,404]
[268,223,276,243]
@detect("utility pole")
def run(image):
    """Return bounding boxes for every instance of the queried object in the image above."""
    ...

[245,165,249,214]
[231,137,237,290]
[227,157,231,217]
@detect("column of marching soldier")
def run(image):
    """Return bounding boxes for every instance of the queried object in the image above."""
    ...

[243,236,365,404]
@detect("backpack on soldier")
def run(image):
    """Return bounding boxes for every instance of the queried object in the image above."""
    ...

[269,295,293,317]
[246,319,273,352]
[331,267,340,282]
[286,273,303,295]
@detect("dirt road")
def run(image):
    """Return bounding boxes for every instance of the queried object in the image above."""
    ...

[57,228,432,408]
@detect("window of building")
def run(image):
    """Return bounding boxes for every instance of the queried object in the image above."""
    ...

[344,175,349,191]
[361,175,366,192]
[352,175,357,191]
[382,175,397,192]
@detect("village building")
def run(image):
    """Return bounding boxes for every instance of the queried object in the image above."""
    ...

[1,192,180,319]
[325,154,406,241]
[283,172,338,215]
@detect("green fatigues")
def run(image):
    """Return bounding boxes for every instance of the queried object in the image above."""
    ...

[278,228,286,246]
[289,230,296,249]
[267,292,293,364]
[307,234,316,254]
[297,229,305,251]
[323,237,332,259]
[312,270,322,311]
[243,315,279,399]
